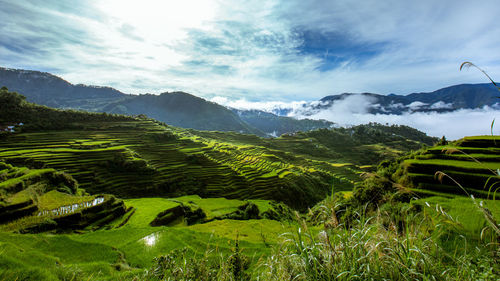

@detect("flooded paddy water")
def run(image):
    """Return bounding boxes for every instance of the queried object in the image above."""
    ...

[37,196,105,217]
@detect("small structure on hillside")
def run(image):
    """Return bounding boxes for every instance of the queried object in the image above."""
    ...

[0,123,23,133]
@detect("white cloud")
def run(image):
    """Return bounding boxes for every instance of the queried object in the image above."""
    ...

[388,102,405,109]
[210,96,309,115]
[430,101,453,109]
[408,101,427,110]
[322,94,378,114]
[1,0,500,100]
[294,96,500,140]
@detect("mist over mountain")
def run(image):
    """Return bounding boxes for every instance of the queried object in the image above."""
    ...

[230,83,499,117]
[317,83,500,114]
[213,83,500,139]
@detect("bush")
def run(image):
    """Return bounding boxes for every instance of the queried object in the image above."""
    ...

[352,175,396,207]
[145,240,250,281]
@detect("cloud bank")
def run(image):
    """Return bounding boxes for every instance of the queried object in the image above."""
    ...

[212,94,500,140]
[303,106,500,141]
[1,0,500,100]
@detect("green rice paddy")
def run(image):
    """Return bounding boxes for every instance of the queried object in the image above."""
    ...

[400,136,500,197]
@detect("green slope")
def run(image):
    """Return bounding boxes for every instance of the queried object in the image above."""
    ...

[390,136,500,197]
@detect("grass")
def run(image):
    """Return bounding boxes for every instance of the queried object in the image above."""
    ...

[0,158,498,280]
[187,219,296,243]
[0,195,299,280]
[406,158,500,170]
[139,198,499,281]
[257,212,498,280]
[415,196,500,237]
[122,198,180,227]
[94,200,293,270]
[170,195,247,220]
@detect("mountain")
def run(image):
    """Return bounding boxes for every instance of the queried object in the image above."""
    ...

[232,109,336,136]
[0,67,124,109]
[316,83,500,115]
[0,67,336,136]
[102,92,262,134]
[2,67,498,137]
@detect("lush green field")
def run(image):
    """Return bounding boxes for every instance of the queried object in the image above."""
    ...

[2,193,498,280]
[0,195,299,280]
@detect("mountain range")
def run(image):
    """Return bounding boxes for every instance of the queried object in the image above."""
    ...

[1,67,498,136]
[323,83,499,113]
[0,67,335,136]
[279,84,500,117]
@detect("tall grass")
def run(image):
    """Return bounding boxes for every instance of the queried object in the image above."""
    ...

[140,203,498,280]
[257,207,498,280]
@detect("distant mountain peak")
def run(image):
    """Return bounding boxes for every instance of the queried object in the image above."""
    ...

[313,83,499,115]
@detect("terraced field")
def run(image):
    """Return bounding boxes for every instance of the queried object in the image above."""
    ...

[399,136,500,197]
[0,119,353,209]
[0,153,299,278]
[0,161,126,234]
[1,89,437,210]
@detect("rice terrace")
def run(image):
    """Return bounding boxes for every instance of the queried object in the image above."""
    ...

[1,1,500,280]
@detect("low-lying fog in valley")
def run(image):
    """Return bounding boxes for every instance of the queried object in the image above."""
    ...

[212,94,500,139]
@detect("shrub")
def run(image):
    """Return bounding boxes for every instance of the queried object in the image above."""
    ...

[145,239,250,281]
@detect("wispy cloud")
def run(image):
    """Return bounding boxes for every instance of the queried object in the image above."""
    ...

[0,0,499,100]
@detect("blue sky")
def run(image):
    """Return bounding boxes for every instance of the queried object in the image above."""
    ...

[1,0,500,102]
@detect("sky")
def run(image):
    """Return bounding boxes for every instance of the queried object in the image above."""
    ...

[1,0,499,138]
[1,0,500,101]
